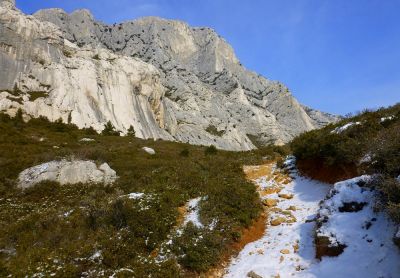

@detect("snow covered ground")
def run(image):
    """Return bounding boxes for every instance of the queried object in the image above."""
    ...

[381,116,395,122]
[331,122,361,134]
[309,176,400,278]
[225,159,400,278]
[183,197,203,228]
[226,161,331,277]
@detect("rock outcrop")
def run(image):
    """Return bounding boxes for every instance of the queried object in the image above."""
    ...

[0,0,14,9]
[0,3,171,140]
[314,176,374,259]
[142,147,156,155]
[0,1,338,150]
[17,160,117,189]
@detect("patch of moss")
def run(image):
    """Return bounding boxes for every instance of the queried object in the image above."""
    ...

[205,125,225,137]
[28,91,48,101]
[246,134,266,148]
[6,95,23,104]
[63,49,73,58]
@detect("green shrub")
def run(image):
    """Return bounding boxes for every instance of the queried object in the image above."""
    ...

[173,224,222,272]
[205,125,225,137]
[101,121,120,136]
[127,125,136,137]
[13,108,24,129]
[180,148,189,157]
[367,122,400,176]
[291,103,400,224]
[205,145,218,155]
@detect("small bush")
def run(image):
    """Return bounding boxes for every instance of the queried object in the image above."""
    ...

[13,108,24,129]
[127,125,136,137]
[180,148,189,157]
[205,145,217,155]
[276,157,284,169]
[375,177,400,223]
[63,49,73,58]
[205,125,225,137]
[173,224,222,272]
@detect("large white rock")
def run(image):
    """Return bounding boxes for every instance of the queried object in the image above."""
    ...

[17,160,118,189]
[0,4,339,151]
[142,147,155,155]
[0,0,15,9]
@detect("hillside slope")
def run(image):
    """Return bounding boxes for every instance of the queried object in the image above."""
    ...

[0,111,282,276]
[0,0,338,150]
[291,103,400,239]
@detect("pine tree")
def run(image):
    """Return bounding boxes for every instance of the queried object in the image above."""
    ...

[127,125,136,137]
[13,108,24,129]
[67,112,72,124]
[15,108,23,122]
[102,121,120,136]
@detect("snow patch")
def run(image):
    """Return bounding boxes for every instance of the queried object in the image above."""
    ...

[183,197,203,228]
[309,176,400,277]
[79,138,95,142]
[109,268,134,278]
[359,153,372,164]
[126,192,145,200]
[318,175,372,221]
[89,250,102,261]
[396,227,400,239]
[331,122,361,134]
[63,209,74,217]
[120,192,155,211]
[380,116,395,122]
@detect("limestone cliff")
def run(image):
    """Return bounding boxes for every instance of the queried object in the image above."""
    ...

[0,0,338,150]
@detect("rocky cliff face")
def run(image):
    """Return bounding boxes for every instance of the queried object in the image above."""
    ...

[0,0,338,150]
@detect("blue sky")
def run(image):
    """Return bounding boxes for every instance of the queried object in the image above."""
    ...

[17,0,400,115]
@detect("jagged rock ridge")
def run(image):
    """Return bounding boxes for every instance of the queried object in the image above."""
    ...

[0,0,338,150]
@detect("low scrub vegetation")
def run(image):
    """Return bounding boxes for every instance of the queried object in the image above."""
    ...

[0,113,285,276]
[205,125,225,137]
[291,103,400,224]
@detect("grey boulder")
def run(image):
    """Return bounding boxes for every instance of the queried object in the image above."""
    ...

[17,160,118,189]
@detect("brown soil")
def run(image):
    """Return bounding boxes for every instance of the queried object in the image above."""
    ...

[315,235,346,259]
[243,163,274,180]
[204,212,267,278]
[176,205,187,227]
[297,158,358,184]
[231,212,267,252]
